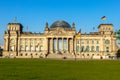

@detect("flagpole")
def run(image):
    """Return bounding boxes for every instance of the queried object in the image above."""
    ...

[14,17,17,23]
[26,26,28,32]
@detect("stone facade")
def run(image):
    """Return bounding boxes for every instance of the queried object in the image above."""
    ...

[3,20,117,59]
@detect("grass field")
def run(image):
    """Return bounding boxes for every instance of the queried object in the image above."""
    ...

[0,59,120,80]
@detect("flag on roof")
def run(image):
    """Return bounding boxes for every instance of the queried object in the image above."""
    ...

[78,29,81,35]
[75,29,81,38]
[101,16,106,20]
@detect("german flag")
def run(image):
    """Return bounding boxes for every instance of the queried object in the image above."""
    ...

[101,16,106,20]
[78,29,81,35]
[75,29,81,38]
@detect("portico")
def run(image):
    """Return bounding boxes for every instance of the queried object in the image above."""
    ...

[47,37,74,54]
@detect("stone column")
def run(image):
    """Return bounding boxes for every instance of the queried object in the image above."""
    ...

[15,38,17,51]
[51,38,53,53]
[103,39,105,54]
[113,39,116,54]
[17,38,20,56]
[6,38,9,51]
[29,39,31,52]
[66,38,69,53]
[17,37,19,56]
[75,38,76,54]
[71,38,74,53]
[33,39,35,52]
[56,38,58,53]
[62,38,64,53]
[46,38,48,53]
[4,38,6,51]
[24,39,26,52]
[28,39,31,52]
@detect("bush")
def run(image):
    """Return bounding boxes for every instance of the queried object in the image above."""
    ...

[116,49,120,58]
[0,48,3,56]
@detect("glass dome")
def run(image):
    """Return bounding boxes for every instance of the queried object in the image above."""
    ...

[50,20,71,28]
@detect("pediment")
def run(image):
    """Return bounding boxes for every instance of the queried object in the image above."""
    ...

[48,28,67,36]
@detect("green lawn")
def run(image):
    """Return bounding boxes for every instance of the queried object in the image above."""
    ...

[0,59,120,80]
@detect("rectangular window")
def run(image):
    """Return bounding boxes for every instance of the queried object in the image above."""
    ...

[96,46,99,52]
[10,46,14,51]
[86,46,89,52]
[91,46,94,52]
[87,40,89,44]
[36,46,39,52]
[81,46,84,52]
[81,40,84,44]
[97,40,99,44]
[106,47,109,52]
[92,40,94,44]
[20,45,24,51]
[40,46,44,52]
[76,46,80,52]
[25,45,29,51]
[30,45,34,51]
[76,39,79,44]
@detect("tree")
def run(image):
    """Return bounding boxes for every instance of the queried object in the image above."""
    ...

[0,48,3,56]
[116,49,120,58]
[116,29,120,44]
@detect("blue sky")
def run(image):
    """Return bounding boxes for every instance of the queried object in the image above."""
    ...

[0,0,120,45]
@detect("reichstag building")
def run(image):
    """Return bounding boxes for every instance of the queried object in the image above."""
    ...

[3,20,117,59]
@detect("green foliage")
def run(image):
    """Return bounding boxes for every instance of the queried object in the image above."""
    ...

[0,59,120,80]
[116,30,120,40]
[116,49,120,58]
[0,49,2,56]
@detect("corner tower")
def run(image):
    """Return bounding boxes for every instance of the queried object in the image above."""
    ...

[3,23,23,57]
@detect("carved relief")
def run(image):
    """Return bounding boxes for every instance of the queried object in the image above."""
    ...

[47,28,68,36]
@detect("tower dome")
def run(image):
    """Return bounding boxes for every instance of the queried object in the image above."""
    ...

[50,20,71,28]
